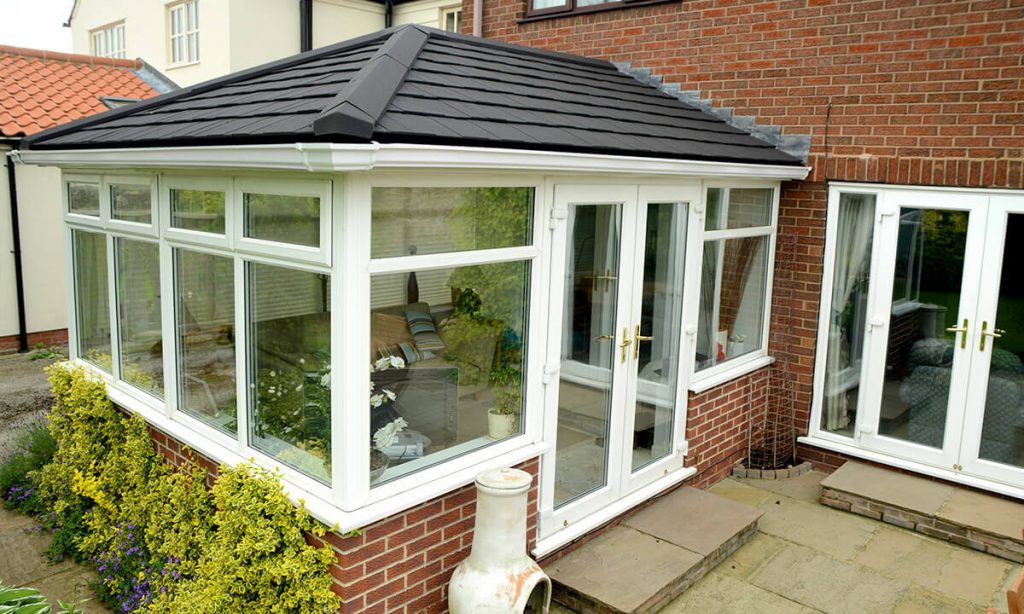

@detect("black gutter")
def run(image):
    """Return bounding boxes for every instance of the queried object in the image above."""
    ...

[300,0,313,52]
[5,147,28,353]
[385,0,394,28]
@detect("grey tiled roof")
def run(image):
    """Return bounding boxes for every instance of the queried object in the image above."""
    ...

[24,25,803,166]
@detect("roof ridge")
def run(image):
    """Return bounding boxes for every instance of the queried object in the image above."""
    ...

[0,44,142,69]
[312,26,429,140]
[416,25,612,71]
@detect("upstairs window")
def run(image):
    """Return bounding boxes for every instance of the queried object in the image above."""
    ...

[528,0,656,18]
[441,7,463,32]
[169,0,200,65]
[91,22,126,59]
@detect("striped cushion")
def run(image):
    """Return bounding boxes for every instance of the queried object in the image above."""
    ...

[405,310,446,353]
[377,342,434,365]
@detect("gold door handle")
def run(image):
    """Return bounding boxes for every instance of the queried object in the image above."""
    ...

[593,334,613,342]
[633,324,654,360]
[945,318,969,349]
[619,327,631,363]
[980,321,1005,352]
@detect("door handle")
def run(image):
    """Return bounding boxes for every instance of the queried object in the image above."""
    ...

[619,327,631,363]
[593,334,614,342]
[945,318,969,349]
[980,321,1005,352]
[633,324,654,360]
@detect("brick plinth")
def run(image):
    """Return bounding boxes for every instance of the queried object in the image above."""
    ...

[0,328,68,354]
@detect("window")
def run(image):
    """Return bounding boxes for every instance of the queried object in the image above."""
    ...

[170,187,226,235]
[441,7,462,32]
[68,182,100,217]
[368,187,535,484]
[169,0,200,65]
[73,229,112,372]
[110,183,152,225]
[528,0,657,18]
[695,187,775,373]
[248,263,332,483]
[115,238,164,397]
[243,192,320,248]
[91,22,126,59]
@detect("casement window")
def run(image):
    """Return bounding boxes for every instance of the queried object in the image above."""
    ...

[527,0,663,19]
[91,22,126,59]
[367,187,535,484]
[168,0,200,65]
[441,7,463,32]
[693,187,777,380]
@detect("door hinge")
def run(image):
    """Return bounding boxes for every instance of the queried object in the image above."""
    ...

[953,463,963,472]
[550,207,568,230]
[542,363,560,385]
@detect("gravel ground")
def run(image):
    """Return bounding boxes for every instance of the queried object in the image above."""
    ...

[0,349,61,462]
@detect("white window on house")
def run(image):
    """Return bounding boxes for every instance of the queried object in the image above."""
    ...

[441,7,463,32]
[169,0,200,65]
[368,187,535,484]
[694,187,776,375]
[91,22,126,59]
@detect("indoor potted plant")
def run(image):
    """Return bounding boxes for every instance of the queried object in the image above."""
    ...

[487,365,521,440]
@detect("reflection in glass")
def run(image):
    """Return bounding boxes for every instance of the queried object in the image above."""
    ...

[73,230,111,371]
[170,188,225,234]
[371,187,534,258]
[555,203,620,507]
[881,208,969,447]
[696,236,769,371]
[175,249,236,436]
[705,187,772,231]
[115,239,163,396]
[632,203,686,471]
[821,193,876,436]
[369,260,529,484]
[249,263,332,483]
[979,213,1024,468]
[68,182,100,217]
[110,184,151,224]
[244,193,320,247]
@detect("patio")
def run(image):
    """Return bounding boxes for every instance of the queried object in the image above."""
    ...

[552,470,1021,613]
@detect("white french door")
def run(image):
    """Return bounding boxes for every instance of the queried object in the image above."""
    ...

[540,184,701,537]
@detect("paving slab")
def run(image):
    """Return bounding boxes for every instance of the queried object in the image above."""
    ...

[820,461,954,515]
[937,488,1024,541]
[715,533,787,581]
[623,487,762,556]
[991,565,1023,613]
[708,478,772,507]
[544,525,702,613]
[740,471,825,504]
[756,495,878,561]
[0,529,72,587]
[854,526,1012,604]
[659,571,819,614]
[30,566,106,614]
[892,585,981,614]
[749,542,907,614]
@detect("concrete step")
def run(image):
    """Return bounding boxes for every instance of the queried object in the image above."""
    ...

[820,461,1024,563]
[543,486,762,614]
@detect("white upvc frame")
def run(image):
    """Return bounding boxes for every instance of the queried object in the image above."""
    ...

[64,174,104,226]
[91,21,126,59]
[107,175,160,236]
[161,175,233,248]
[167,0,200,66]
[234,177,333,266]
[688,180,780,391]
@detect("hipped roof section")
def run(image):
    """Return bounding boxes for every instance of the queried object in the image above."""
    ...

[23,25,802,167]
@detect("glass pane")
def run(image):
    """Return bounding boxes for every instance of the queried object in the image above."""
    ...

[244,192,320,248]
[110,184,151,224]
[821,193,876,436]
[371,187,534,258]
[175,249,236,436]
[978,213,1024,468]
[68,182,100,217]
[555,203,620,507]
[695,236,769,371]
[878,208,969,447]
[632,203,686,471]
[705,188,772,230]
[116,239,163,397]
[533,0,568,8]
[249,263,331,483]
[73,230,111,371]
[170,188,225,234]
[369,260,529,485]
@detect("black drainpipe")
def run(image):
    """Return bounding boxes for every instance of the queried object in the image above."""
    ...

[384,0,394,28]
[299,0,313,52]
[5,148,28,353]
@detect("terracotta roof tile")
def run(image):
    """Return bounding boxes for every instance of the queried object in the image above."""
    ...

[0,44,160,138]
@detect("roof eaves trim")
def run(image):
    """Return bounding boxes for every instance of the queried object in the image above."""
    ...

[313,26,429,140]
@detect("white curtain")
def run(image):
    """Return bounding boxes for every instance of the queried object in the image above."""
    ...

[823,194,875,431]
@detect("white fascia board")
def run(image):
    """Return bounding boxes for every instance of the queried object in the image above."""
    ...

[14,142,812,180]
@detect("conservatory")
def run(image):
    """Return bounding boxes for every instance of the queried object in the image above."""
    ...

[17,25,808,551]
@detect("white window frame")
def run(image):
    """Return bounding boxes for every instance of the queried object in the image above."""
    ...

[161,175,233,249]
[441,6,463,32]
[234,177,333,266]
[108,176,160,237]
[91,22,126,59]
[688,181,779,392]
[64,174,104,226]
[168,0,200,66]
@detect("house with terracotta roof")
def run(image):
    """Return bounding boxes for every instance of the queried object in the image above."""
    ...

[1,45,174,352]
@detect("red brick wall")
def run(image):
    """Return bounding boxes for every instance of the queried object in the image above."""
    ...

[467,0,1024,190]
[0,328,68,354]
[143,421,539,614]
